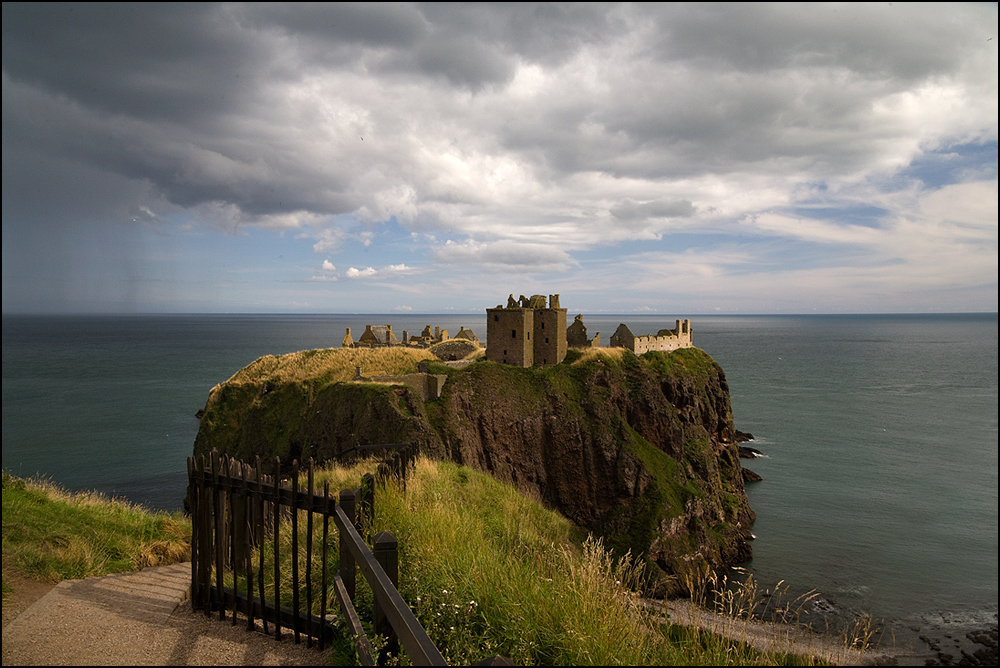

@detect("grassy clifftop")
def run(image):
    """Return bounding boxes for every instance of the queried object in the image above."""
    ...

[194,345,755,595]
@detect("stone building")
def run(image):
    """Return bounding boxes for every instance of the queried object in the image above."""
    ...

[343,322,480,351]
[352,324,400,348]
[566,314,600,348]
[609,320,693,354]
[486,293,567,367]
[453,326,480,345]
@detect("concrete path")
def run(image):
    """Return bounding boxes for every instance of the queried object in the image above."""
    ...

[2,563,334,666]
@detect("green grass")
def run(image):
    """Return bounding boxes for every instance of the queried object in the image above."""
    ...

[245,457,824,665]
[222,346,437,389]
[1,472,190,585]
[2,460,838,665]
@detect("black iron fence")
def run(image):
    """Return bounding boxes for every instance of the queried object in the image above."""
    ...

[186,444,456,665]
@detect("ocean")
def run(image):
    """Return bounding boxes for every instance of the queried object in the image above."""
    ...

[3,312,997,655]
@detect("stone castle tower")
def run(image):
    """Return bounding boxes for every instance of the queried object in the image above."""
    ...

[486,294,567,367]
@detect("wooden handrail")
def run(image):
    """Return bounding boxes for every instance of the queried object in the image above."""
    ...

[333,503,447,665]
[188,444,456,665]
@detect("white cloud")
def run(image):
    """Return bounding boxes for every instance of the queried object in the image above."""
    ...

[433,239,574,272]
[3,3,996,312]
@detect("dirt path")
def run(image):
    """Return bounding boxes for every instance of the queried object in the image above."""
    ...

[5,562,925,666]
[2,563,333,666]
[648,598,927,666]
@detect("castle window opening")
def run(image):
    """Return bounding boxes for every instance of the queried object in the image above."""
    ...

[512,330,516,338]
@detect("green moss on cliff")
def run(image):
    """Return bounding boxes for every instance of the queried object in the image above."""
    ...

[194,345,754,592]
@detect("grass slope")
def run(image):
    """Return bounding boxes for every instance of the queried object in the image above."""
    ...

[2,473,190,587]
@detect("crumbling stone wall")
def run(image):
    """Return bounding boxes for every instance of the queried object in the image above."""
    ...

[486,293,567,367]
[609,319,693,353]
[567,314,600,348]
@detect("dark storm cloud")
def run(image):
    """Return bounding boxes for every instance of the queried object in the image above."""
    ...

[1,3,263,122]
[5,2,991,231]
[418,2,621,66]
[1,2,995,310]
[251,3,429,47]
[646,3,969,80]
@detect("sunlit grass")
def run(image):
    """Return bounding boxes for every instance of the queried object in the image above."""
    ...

[243,457,826,665]
[1,472,190,583]
[221,346,438,389]
[569,346,627,366]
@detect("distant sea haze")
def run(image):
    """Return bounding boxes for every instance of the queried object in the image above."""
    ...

[3,312,997,651]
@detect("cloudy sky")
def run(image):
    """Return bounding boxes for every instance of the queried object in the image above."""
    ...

[2,3,997,314]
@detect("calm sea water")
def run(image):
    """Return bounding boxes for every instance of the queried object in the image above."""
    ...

[3,312,997,646]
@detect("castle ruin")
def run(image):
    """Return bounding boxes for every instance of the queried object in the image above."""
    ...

[343,323,479,350]
[486,294,567,367]
[485,293,693,366]
[566,313,600,348]
[608,320,693,354]
[342,294,691,367]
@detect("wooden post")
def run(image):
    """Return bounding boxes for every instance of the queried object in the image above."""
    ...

[273,457,282,641]
[360,473,375,539]
[374,531,400,664]
[256,456,268,636]
[232,459,248,582]
[228,457,238,626]
[291,460,301,644]
[320,480,330,651]
[339,488,357,601]
[199,453,212,615]
[187,457,199,611]
[305,459,314,647]
[212,451,225,621]
[244,461,254,631]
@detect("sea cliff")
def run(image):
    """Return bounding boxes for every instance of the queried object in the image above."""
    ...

[193,346,755,594]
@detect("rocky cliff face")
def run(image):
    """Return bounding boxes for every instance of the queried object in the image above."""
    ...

[193,347,755,594]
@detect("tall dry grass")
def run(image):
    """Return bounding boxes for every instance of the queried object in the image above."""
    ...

[222,346,438,389]
[234,457,857,665]
[570,346,627,366]
[1,473,190,583]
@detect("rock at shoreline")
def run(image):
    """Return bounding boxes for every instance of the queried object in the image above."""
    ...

[919,625,998,666]
[742,468,762,483]
[739,445,764,458]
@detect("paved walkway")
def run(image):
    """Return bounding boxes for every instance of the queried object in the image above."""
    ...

[2,563,333,666]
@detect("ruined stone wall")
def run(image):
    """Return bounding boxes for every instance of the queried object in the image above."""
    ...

[610,319,693,354]
[486,305,534,366]
[354,369,448,401]
[534,306,567,366]
[567,314,600,348]
[486,293,567,367]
